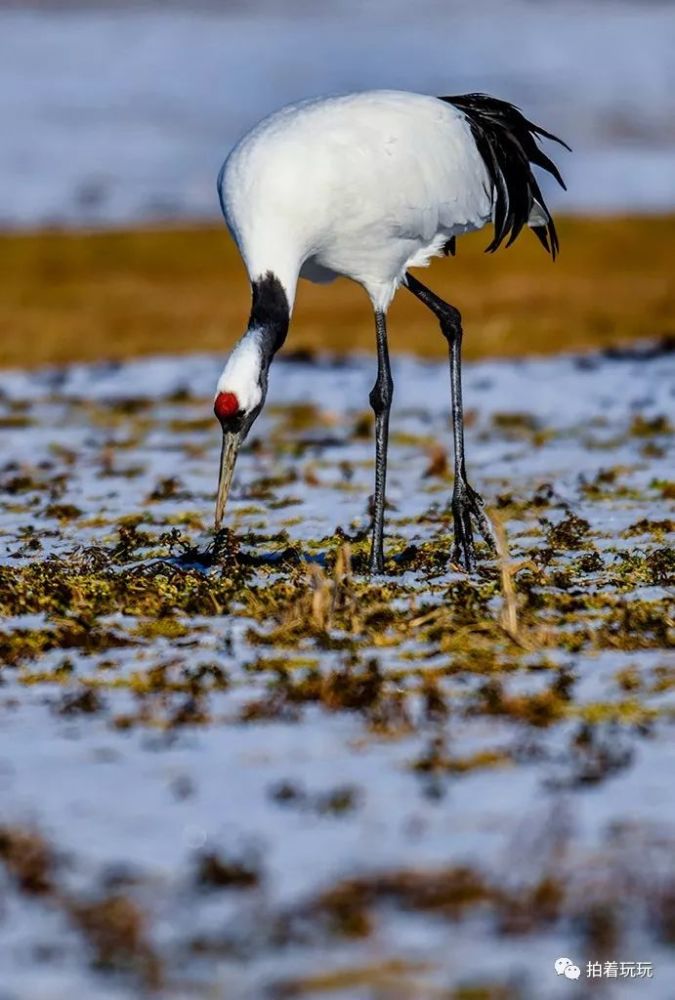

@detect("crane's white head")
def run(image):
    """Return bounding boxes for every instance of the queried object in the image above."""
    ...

[213,273,290,531]
[213,329,267,532]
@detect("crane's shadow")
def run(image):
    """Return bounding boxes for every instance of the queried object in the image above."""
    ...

[162,528,443,579]
[167,529,330,574]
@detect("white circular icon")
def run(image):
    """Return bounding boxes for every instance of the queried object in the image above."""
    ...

[565,965,581,980]
[555,957,574,976]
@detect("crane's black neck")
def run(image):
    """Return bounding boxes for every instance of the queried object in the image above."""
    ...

[248,272,290,364]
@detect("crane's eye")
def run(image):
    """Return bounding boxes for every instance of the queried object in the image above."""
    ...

[214,392,240,425]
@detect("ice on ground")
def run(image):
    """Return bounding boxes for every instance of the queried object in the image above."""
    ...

[0,346,673,998]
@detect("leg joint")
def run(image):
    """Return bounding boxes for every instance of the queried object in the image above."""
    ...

[440,304,462,342]
[405,272,462,339]
[369,374,393,415]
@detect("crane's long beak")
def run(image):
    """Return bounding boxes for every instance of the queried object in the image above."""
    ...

[215,429,241,531]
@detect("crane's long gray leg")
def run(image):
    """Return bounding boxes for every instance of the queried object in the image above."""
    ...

[369,310,393,574]
[404,272,494,571]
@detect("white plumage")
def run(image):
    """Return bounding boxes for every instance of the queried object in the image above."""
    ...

[219,90,494,312]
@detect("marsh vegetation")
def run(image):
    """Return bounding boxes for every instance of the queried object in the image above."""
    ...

[0,342,672,997]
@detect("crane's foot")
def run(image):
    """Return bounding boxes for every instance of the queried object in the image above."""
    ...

[451,479,495,572]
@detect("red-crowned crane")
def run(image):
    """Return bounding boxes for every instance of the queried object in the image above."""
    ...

[213,90,568,573]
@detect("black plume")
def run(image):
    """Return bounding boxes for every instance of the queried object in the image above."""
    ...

[440,93,569,259]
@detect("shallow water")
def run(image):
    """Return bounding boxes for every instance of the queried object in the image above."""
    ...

[0,347,673,998]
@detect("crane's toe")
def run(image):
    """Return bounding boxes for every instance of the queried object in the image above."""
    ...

[451,480,495,572]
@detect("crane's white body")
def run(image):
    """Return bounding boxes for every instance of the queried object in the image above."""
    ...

[213,89,566,569]
[219,90,493,313]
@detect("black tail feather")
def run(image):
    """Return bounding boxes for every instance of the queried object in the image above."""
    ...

[532,225,552,255]
[439,93,568,259]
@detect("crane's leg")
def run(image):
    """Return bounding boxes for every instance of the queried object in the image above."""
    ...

[404,272,494,571]
[369,310,393,574]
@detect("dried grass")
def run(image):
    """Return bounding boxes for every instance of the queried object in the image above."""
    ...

[0,215,673,368]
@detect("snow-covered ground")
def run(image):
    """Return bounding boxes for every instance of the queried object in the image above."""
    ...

[2,0,675,228]
[0,346,673,997]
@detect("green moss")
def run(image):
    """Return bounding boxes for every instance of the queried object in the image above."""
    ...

[630,414,672,437]
[579,700,658,725]
[545,512,592,550]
